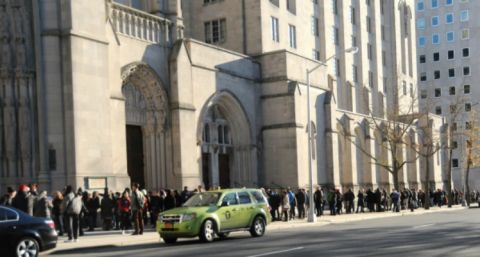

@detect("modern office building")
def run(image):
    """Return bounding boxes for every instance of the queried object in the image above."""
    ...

[0,0,443,193]
[416,0,480,189]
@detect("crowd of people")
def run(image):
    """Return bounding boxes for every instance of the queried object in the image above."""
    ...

[0,183,198,243]
[1,183,477,241]
[265,187,471,222]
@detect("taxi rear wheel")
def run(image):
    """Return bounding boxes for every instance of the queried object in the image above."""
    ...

[199,219,216,242]
[249,216,266,237]
[162,237,178,244]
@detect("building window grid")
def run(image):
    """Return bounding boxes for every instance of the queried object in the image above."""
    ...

[431,16,439,27]
[271,17,280,42]
[417,0,425,11]
[447,31,454,42]
[288,24,297,48]
[448,68,455,78]
[311,17,319,36]
[204,19,226,44]
[445,13,454,24]
[460,10,469,22]
[461,29,469,40]
[432,33,440,44]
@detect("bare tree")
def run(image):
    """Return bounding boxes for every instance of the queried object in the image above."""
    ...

[462,108,480,207]
[340,83,421,191]
[413,112,442,210]
[442,95,471,208]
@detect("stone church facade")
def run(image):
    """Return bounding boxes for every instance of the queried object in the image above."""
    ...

[0,0,445,193]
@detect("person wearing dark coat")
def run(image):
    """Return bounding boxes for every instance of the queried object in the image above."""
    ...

[356,189,365,213]
[12,185,31,214]
[87,191,100,231]
[34,191,52,218]
[295,189,306,219]
[313,187,323,217]
[344,189,355,214]
[149,191,162,228]
[100,190,115,230]
[180,187,191,204]
[52,191,64,236]
[173,190,182,208]
[164,190,176,211]
[366,188,375,212]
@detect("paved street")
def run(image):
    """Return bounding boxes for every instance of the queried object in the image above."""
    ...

[47,207,480,257]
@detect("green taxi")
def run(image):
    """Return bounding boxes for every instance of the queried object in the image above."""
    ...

[156,188,271,244]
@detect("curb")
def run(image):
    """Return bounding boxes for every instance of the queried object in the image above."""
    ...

[267,206,466,231]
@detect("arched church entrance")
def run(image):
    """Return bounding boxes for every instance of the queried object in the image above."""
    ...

[199,92,253,189]
[121,63,169,189]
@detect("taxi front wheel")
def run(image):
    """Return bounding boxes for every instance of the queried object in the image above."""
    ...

[249,216,265,237]
[199,219,216,242]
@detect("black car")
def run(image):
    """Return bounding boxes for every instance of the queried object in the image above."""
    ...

[0,205,57,257]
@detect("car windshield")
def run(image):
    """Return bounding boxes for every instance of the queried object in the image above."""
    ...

[183,192,221,207]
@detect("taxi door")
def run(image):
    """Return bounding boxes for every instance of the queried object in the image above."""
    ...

[218,192,241,230]
[236,191,255,228]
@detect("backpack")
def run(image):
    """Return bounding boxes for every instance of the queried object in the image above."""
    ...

[68,196,83,215]
[134,191,145,209]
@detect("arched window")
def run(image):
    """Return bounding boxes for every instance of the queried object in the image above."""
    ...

[218,125,224,144]
[203,124,210,143]
[224,126,230,144]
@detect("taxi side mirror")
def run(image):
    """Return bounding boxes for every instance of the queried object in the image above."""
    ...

[221,201,229,207]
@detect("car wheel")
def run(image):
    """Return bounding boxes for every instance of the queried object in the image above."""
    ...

[249,216,266,237]
[217,232,230,239]
[15,237,39,257]
[199,219,216,242]
[162,237,178,244]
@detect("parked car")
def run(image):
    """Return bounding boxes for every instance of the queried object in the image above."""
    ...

[156,188,271,244]
[0,205,57,257]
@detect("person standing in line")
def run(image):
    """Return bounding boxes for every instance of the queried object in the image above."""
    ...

[100,189,115,230]
[63,185,82,243]
[314,187,323,217]
[131,183,145,235]
[287,188,296,220]
[344,188,355,214]
[52,191,65,236]
[390,189,400,212]
[118,191,131,235]
[34,190,52,218]
[181,186,191,204]
[356,189,365,213]
[281,190,290,222]
[295,189,306,219]
[87,191,100,231]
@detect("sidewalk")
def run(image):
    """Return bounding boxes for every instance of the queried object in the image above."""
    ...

[47,205,465,255]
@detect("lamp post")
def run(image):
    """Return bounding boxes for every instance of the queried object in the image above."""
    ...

[306,47,358,223]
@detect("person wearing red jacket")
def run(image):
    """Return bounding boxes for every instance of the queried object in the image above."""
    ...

[118,191,131,235]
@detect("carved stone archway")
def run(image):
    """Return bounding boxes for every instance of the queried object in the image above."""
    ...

[197,91,255,189]
[121,63,169,190]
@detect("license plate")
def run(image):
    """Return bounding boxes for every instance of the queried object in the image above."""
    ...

[164,223,173,229]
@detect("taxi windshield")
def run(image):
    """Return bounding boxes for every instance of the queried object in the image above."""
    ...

[183,192,222,207]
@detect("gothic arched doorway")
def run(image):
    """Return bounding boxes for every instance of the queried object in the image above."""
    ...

[121,63,169,189]
[198,92,254,189]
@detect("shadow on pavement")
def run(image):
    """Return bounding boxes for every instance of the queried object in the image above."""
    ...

[49,235,254,255]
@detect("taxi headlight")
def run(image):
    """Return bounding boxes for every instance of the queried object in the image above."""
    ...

[182,213,197,222]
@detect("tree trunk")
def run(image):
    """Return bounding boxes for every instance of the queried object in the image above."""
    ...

[446,147,453,208]
[424,155,430,210]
